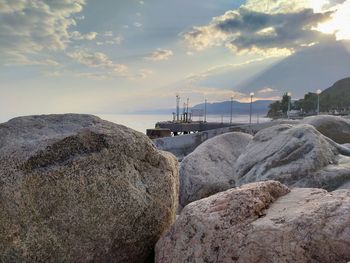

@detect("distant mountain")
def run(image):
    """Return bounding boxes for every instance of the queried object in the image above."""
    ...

[128,100,273,116]
[234,41,350,98]
[192,100,273,115]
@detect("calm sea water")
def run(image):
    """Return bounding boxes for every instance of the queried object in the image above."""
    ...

[97,114,270,134]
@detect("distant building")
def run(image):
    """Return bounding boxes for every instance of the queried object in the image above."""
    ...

[287,110,302,119]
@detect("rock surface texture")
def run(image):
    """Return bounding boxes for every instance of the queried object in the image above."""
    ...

[234,124,350,190]
[153,120,298,160]
[0,114,179,263]
[302,115,350,143]
[179,132,252,207]
[155,181,350,263]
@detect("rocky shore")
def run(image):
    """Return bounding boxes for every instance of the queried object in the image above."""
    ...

[0,114,349,262]
[0,114,178,262]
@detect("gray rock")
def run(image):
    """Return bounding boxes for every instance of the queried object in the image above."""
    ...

[302,115,350,143]
[179,132,252,207]
[155,181,350,263]
[153,120,298,161]
[343,143,350,149]
[234,124,350,190]
[0,114,179,263]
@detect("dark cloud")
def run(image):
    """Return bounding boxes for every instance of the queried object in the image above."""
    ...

[184,7,335,54]
[228,9,334,51]
[216,9,271,33]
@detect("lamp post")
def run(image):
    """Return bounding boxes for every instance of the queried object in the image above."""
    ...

[176,94,180,121]
[183,102,186,122]
[186,98,189,122]
[287,92,292,119]
[230,96,234,124]
[316,89,322,115]
[249,92,254,127]
[204,98,207,123]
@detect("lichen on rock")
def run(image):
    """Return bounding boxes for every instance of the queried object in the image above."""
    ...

[0,114,179,263]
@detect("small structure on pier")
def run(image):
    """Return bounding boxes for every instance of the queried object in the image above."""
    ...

[147,95,237,138]
[146,128,171,139]
[156,121,235,136]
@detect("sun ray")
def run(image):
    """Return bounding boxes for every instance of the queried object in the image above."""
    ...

[315,0,350,40]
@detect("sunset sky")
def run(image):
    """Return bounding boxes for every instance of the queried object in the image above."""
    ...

[1,0,350,120]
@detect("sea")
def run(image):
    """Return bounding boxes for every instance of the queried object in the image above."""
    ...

[0,113,270,134]
[97,114,270,134]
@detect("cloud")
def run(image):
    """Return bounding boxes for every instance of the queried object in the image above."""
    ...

[144,49,174,61]
[171,86,279,104]
[0,0,28,14]
[184,57,272,84]
[25,59,60,67]
[67,50,128,74]
[245,0,346,13]
[71,31,98,40]
[95,36,123,46]
[183,2,335,56]
[177,87,246,101]
[104,31,113,37]
[75,15,85,20]
[45,71,63,77]
[0,0,86,64]
[2,51,61,67]
[138,69,154,79]
[134,22,143,28]
[258,87,275,93]
[66,50,157,81]
[245,0,317,13]
[316,0,350,40]
[73,72,111,81]
[114,36,124,45]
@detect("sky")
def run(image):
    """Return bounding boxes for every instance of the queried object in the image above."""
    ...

[1,0,350,120]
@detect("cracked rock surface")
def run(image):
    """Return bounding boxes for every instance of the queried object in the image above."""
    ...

[155,181,350,263]
[234,124,350,190]
[0,114,179,263]
[179,132,252,207]
[302,115,350,144]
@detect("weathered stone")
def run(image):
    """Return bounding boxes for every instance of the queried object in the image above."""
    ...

[234,124,350,190]
[343,143,350,149]
[0,114,179,263]
[155,181,350,263]
[153,120,298,161]
[302,115,350,143]
[179,132,252,207]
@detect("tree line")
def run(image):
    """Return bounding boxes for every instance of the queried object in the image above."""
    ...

[267,89,350,118]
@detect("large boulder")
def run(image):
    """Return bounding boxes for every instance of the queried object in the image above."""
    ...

[234,124,350,190]
[0,114,179,262]
[155,181,350,263]
[154,120,298,161]
[302,115,350,143]
[179,132,252,207]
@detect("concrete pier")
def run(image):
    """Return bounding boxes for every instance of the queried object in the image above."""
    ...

[155,121,237,134]
[153,120,298,160]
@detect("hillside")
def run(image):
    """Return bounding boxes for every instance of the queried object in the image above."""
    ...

[320,77,350,110]
[268,77,350,117]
